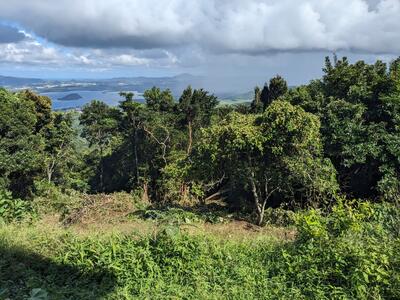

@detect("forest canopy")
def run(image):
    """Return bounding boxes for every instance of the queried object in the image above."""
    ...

[1,56,400,224]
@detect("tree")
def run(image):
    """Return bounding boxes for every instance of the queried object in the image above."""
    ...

[17,90,52,132]
[142,112,188,202]
[178,86,219,154]
[250,86,263,113]
[260,75,288,110]
[289,55,400,200]
[119,92,147,188]
[268,75,288,103]
[143,87,175,112]
[80,100,120,191]
[42,112,76,184]
[195,101,338,225]
[260,83,269,110]
[258,101,338,207]
[0,89,45,198]
[377,93,400,201]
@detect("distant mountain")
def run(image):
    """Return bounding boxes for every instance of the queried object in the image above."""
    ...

[0,73,255,105]
[0,73,204,98]
[0,75,45,87]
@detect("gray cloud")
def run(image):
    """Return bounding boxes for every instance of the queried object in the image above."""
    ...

[0,24,25,43]
[0,0,400,54]
[0,0,399,91]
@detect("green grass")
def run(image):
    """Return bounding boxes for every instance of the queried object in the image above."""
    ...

[1,201,399,299]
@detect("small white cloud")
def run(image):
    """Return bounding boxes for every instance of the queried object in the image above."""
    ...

[110,54,150,66]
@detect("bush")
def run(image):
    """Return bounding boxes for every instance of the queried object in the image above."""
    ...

[0,190,34,223]
[288,201,400,299]
[263,207,296,226]
[33,181,83,217]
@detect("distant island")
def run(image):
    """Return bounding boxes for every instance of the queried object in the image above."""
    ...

[57,93,82,101]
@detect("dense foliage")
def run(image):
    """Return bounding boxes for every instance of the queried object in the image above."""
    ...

[287,56,400,201]
[1,56,400,223]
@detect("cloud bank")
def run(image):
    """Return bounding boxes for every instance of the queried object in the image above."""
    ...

[0,0,399,88]
[0,0,400,54]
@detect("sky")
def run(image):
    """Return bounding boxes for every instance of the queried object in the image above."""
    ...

[0,0,399,91]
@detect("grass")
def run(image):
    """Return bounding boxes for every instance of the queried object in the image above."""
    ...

[0,194,399,299]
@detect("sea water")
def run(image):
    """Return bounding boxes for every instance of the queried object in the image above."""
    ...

[41,90,144,110]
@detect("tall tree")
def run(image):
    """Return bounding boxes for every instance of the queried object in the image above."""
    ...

[80,100,120,191]
[250,86,263,113]
[196,101,338,225]
[260,83,269,110]
[261,75,288,110]
[17,90,52,132]
[42,112,76,184]
[143,87,175,112]
[268,75,288,104]
[119,92,145,187]
[289,55,400,200]
[178,86,219,154]
[0,89,45,198]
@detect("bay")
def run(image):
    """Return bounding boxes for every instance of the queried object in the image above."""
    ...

[40,90,144,110]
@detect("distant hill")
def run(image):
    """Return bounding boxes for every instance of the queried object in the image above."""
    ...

[0,75,45,87]
[58,93,83,101]
[219,90,253,102]
[0,74,259,104]
[94,74,204,97]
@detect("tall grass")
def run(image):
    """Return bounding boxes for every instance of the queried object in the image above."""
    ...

[1,202,399,299]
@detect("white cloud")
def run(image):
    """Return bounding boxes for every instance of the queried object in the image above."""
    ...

[0,38,60,64]
[0,33,178,69]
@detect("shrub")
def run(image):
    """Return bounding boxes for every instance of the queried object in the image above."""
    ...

[263,207,296,226]
[0,190,34,223]
[288,201,399,299]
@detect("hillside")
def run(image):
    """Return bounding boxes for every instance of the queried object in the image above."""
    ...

[0,75,45,87]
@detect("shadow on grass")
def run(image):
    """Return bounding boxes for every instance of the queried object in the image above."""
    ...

[0,245,116,300]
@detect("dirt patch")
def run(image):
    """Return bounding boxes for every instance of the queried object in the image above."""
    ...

[38,193,296,241]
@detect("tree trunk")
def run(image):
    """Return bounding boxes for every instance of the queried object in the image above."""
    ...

[257,210,264,226]
[133,129,140,185]
[142,182,149,203]
[46,159,56,184]
[257,200,268,226]
[249,173,263,225]
[99,147,104,192]
[180,183,189,202]
[47,168,53,184]
[187,120,193,155]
